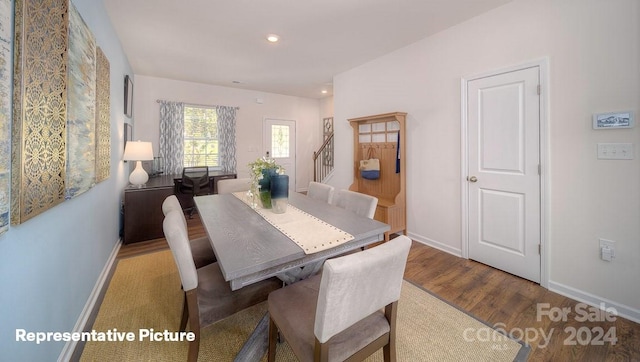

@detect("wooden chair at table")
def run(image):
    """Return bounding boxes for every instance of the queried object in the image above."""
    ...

[331,189,378,219]
[267,235,411,362]
[162,195,216,268]
[307,182,335,204]
[162,210,282,362]
[217,177,251,194]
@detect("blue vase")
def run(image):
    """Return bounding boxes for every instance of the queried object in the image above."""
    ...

[270,174,289,213]
[258,169,277,208]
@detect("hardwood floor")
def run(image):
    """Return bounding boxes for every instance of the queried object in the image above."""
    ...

[119,215,640,361]
[117,214,207,259]
[405,242,639,361]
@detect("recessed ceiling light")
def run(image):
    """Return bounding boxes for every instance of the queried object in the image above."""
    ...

[266,34,279,43]
[321,90,328,94]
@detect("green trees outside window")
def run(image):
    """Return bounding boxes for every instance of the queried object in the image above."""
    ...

[184,106,219,167]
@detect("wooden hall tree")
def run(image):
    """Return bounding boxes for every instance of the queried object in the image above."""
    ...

[349,112,406,241]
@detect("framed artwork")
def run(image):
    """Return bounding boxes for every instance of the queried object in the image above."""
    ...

[124,75,133,117]
[10,0,109,222]
[593,111,634,129]
[65,2,97,200]
[95,47,111,183]
[11,0,69,224]
[124,123,132,151]
[0,0,12,235]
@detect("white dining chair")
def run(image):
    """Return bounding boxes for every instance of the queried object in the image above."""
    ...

[163,210,282,362]
[307,181,334,204]
[331,189,378,219]
[162,195,216,269]
[267,235,411,362]
[217,177,251,194]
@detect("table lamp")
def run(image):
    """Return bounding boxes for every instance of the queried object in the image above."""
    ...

[123,140,154,187]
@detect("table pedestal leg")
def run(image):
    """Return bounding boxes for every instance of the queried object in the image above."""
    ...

[235,261,324,361]
[234,313,269,362]
[276,260,324,285]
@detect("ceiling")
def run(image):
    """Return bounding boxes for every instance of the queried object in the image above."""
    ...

[103,0,511,99]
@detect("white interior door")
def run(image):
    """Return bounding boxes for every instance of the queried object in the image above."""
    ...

[263,119,296,191]
[467,66,541,283]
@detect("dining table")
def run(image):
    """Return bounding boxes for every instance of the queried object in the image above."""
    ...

[194,191,390,360]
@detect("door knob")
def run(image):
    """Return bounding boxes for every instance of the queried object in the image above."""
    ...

[467,176,478,183]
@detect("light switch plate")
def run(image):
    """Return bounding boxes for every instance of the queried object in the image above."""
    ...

[597,143,634,160]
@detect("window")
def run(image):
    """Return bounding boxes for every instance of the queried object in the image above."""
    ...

[270,124,290,158]
[183,105,219,168]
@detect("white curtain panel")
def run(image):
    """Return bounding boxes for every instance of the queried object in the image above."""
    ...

[217,106,237,173]
[158,101,185,175]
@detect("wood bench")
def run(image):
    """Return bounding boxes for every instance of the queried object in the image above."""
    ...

[349,112,407,242]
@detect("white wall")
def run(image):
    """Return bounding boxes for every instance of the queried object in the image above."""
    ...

[0,0,132,359]
[333,0,639,318]
[133,76,321,191]
[320,96,334,121]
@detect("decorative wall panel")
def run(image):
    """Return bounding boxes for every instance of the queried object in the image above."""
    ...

[65,2,96,199]
[0,0,12,235]
[11,0,69,224]
[95,47,110,183]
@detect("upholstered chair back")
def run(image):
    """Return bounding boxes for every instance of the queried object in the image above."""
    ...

[307,181,335,204]
[217,178,251,194]
[161,195,181,215]
[314,235,411,343]
[162,195,187,230]
[331,189,378,219]
[162,210,198,291]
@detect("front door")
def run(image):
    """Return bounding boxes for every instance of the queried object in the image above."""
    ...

[263,119,296,191]
[466,66,541,283]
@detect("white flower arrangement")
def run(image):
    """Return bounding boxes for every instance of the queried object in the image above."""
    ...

[248,157,285,186]
[247,157,285,208]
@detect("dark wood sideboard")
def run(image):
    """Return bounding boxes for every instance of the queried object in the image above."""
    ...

[123,171,236,244]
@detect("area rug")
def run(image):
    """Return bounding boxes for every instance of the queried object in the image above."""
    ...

[80,250,529,361]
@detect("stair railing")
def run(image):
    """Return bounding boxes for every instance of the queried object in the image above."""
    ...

[313,132,334,182]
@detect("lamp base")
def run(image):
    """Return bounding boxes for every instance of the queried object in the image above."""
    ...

[129,161,149,187]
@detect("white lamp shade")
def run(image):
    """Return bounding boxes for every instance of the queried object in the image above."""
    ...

[124,141,153,187]
[123,141,154,161]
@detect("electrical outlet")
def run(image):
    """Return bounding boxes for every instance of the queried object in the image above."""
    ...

[599,238,616,261]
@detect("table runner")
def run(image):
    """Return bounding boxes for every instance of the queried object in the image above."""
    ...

[233,192,354,254]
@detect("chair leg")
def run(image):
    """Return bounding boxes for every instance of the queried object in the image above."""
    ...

[179,293,189,331]
[383,302,398,362]
[185,290,200,362]
[268,316,278,362]
[315,338,330,362]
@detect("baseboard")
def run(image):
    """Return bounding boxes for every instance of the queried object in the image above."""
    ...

[57,238,122,362]
[407,232,462,257]
[408,232,640,324]
[549,281,640,324]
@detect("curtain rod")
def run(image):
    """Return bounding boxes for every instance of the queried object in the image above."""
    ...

[156,99,239,110]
